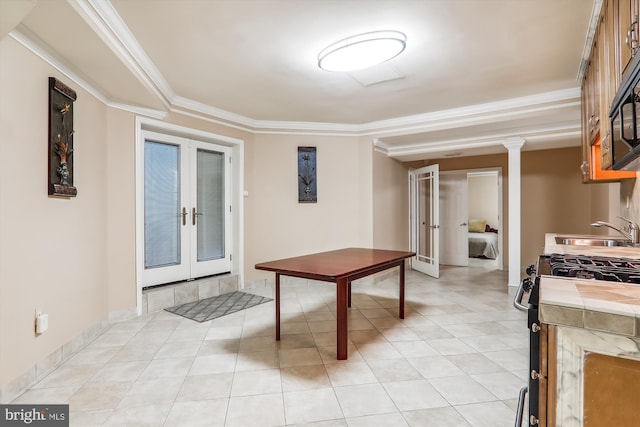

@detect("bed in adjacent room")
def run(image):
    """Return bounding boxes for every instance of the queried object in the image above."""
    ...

[468,219,499,259]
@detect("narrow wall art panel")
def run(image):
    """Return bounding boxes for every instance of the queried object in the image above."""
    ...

[48,77,77,197]
[298,146,317,203]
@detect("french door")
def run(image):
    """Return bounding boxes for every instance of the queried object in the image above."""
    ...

[141,130,231,287]
[439,172,469,266]
[410,164,439,278]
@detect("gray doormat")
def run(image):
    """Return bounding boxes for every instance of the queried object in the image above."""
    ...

[165,291,273,322]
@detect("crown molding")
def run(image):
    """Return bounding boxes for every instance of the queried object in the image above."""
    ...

[577,0,603,82]
[10,26,167,119]
[10,26,111,105]
[68,0,173,109]
[375,123,581,159]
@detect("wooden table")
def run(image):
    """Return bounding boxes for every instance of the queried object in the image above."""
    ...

[255,248,415,360]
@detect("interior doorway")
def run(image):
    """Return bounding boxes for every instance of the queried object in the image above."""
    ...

[439,168,503,271]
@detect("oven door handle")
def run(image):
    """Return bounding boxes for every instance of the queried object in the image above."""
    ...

[513,278,530,312]
[514,385,528,427]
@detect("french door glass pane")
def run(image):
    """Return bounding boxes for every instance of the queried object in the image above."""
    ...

[197,149,225,261]
[418,172,433,263]
[144,141,180,268]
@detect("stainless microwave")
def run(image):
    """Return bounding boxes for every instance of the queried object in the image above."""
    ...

[611,80,640,170]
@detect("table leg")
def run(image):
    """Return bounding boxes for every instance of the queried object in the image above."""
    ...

[399,260,405,319]
[348,282,352,307]
[336,277,348,360]
[275,273,281,341]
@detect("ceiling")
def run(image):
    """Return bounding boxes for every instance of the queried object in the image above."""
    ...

[2,0,598,161]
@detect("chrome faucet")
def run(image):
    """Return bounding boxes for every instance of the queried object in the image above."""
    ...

[590,216,640,244]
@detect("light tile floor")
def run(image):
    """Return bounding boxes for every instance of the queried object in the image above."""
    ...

[12,263,528,426]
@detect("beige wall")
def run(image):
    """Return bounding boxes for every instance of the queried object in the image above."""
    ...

[372,149,410,250]
[245,133,373,280]
[105,108,137,313]
[0,37,110,387]
[620,177,640,230]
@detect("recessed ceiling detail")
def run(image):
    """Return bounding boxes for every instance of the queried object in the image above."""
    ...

[6,0,597,161]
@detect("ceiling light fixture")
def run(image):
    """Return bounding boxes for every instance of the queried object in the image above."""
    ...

[318,30,407,72]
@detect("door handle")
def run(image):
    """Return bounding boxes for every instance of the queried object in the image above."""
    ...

[181,207,188,226]
[429,224,440,229]
[192,207,202,225]
[460,222,468,226]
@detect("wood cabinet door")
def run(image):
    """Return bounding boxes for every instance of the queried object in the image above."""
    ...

[617,0,635,79]
[539,324,557,427]
[584,352,640,426]
[606,0,620,95]
[590,45,601,146]
[581,55,599,148]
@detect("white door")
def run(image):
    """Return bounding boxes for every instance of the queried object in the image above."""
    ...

[141,131,231,287]
[410,164,439,278]
[440,172,469,266]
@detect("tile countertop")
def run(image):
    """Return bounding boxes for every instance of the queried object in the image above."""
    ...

[540,233,640,338]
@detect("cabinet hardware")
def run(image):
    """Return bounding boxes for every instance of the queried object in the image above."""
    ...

[531,323,540,333]
[626,19,639,54]
[580,160,589,176]
[602,133,610,153]
[531,370,540,380]
[529,415,540,425]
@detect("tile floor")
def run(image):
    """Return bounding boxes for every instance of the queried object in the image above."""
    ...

[12,261,528,426]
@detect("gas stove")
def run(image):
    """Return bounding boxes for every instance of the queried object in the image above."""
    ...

[546,253,640,284]
[514,251,640,426]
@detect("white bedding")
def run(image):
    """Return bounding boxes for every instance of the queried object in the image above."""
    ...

[468,232,498,259]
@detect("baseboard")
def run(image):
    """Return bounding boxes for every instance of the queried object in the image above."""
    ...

[1,274,240,403]
[0,315,113,404]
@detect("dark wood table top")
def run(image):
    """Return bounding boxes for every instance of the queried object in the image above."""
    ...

[254,248,415,281]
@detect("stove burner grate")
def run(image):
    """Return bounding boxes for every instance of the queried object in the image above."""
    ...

[549,254,640,284]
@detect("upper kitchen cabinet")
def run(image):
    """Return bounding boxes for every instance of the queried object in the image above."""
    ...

[604,0,619,107]
[581,0,637,183]
[616,0,640,81]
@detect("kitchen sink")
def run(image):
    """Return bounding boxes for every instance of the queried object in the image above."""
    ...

[555,236,633,247]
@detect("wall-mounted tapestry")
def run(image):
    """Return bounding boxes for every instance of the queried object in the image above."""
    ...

[298,146,317,203]
[48,77,77,197]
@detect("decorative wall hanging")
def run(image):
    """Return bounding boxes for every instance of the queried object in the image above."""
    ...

[48,77,77,197]
[298,146,317,203]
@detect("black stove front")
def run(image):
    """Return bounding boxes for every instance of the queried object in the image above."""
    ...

[514,260,543,427]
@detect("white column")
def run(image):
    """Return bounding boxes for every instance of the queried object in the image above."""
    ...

[503,137,525,288]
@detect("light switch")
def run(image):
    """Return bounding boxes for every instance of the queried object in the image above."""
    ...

[36,313,49,334]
